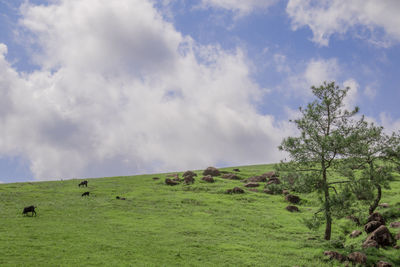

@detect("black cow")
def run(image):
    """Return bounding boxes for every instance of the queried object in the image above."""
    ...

[78,180,88,187]
[81,191,90,197]
[22,205,36,216]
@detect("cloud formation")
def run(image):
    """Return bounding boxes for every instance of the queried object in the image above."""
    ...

[285,58,341,97]
[379,112,400,134]
[200,0,278,16]
[342,78,359,110]
[0,0,293,180]
[286,0,400,46]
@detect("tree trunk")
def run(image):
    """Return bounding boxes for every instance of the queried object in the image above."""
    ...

[324,190,332,240]
[323,168,332,240]
[369,184,381,215]
[368,161,381,215]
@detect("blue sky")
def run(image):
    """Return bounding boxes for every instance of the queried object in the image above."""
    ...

[0,0,399,183]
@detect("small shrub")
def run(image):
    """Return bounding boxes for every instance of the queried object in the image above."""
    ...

[264,183,284,195]
[281,173,316,193]
[303,214,323,231]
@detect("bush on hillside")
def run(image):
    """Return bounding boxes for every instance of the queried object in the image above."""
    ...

[264,183,284,195]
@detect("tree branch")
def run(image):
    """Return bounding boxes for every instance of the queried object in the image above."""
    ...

[314,208,325,215]
[328,180,351,185]
[329,186,338,194]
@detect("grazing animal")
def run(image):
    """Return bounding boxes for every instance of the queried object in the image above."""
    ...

[78,180,88,187]
[116,196,126,200]
[22,205,36,216]
[81,191,90,197]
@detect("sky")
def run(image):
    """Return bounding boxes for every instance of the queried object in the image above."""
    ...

[0,0,399,183]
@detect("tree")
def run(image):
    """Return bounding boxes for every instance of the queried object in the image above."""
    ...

[344,122,395,215]
[279,81,360,240]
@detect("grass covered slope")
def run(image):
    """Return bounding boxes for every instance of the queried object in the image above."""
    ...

[0,164,399,266]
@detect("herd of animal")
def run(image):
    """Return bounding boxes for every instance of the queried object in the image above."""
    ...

[22,179,127,217]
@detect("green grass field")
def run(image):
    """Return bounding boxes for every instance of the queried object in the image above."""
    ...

[0,164,399,266]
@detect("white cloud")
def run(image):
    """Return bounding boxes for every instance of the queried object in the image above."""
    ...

[0,43,7,54]
[281,58,360,111]
[379,112,400,134]
[342,78,359,110]
[286,0,400,46]
[361,113,400,135]
[287,58,341,97]
[283,106,301,121]
[0,0,292,180]
[200,0,278,17]
[304,58,341,86]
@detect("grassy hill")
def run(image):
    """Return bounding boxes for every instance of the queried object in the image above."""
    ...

[0,164,399,266]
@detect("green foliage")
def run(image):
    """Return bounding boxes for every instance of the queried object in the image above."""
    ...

[343,121,399,214]
[329,185,355,218]
[350,178,375,201]
[303,214,324,231]
[279,170,317,193]
[264,183,284,195]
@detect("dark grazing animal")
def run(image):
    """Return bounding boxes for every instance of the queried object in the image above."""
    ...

[81,191,90,197]
[78,180,88,187]
[22,205,36,216]
[116,196,126,200]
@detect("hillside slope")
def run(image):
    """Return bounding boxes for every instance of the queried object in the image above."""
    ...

[0,164,399,266]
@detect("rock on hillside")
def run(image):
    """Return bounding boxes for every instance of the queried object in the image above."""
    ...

[323,251,346,262]
[226,187,244,194]
[183,171,197,178]
[365,220,383,234]
[221,173,240,180]
[363,225,396,248]
[263,171,278,178]
[203,167,220,176]
[165,178,179,186]
[377,261,392,267]
[350,230,362,238]
[245,176,266,183]
[267,177,281,185]
[244,182,259,188]
[367,212,386,225]
[286,206,299,212]
[347,252,367,265]
[183,176,195,185]
[285,194,300,204]
[201,175,214,183]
